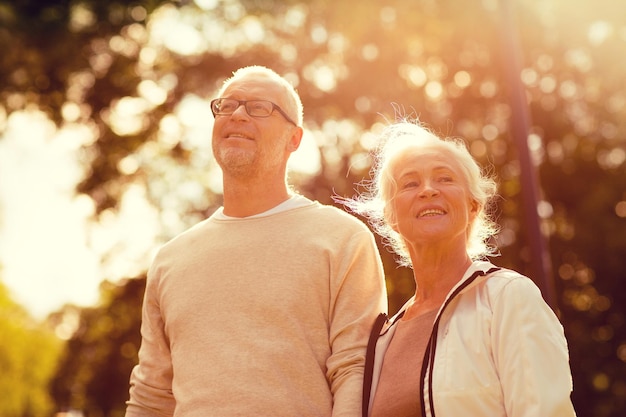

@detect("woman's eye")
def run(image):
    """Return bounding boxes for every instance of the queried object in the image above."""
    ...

[402,181,418,189]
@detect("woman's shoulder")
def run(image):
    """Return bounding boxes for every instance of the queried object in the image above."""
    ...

[463,261,541,301]
[476,266,550,311]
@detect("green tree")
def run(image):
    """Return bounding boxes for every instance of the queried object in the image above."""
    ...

[0,280,63,417]
[2,0,626,415]
[49,276,145,416]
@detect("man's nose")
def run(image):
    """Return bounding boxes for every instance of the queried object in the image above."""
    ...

[231,103,250,119]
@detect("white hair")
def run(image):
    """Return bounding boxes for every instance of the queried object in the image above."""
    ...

[341,120,500,267]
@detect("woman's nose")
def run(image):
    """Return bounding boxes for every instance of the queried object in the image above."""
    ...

[419,182,439,198]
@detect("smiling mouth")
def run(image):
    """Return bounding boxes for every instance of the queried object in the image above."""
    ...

[418,209,445,218]
[225,133,253,140]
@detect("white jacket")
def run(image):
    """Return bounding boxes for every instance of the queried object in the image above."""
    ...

[363,261,577,417]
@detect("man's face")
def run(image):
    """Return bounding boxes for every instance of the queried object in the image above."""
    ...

[211,74,298,179]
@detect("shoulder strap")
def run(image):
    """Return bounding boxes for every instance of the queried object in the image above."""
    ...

[362,312,388,417]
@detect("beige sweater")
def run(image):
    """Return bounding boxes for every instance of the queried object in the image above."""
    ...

[126,200,387,417]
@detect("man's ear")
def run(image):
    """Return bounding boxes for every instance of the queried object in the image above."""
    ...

[287,126,303,152]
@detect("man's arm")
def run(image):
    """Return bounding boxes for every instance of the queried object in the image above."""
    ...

[125,266,176,417]
[326,228,388,417]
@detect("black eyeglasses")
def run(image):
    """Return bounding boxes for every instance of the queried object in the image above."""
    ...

[210,98,297,126]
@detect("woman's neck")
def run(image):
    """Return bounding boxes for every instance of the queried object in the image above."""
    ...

[404,245,472,319]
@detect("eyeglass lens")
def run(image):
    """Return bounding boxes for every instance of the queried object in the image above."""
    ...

[214,99,271,117]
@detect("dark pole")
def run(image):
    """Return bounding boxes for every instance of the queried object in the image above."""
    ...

[498,0,558,310]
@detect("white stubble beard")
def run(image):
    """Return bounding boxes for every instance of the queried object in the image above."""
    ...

[215,145,259,178]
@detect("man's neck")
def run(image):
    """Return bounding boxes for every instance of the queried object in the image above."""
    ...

[221,177,291,218]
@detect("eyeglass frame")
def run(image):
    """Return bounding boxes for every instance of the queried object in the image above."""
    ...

[210,98,298,126]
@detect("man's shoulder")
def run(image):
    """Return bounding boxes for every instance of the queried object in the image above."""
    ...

[156,217,214,252]
[303,201,370,227]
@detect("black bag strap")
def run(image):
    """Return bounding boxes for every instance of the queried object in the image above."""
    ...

[362,312,388,417]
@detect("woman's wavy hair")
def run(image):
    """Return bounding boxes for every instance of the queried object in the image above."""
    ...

[341,120,500,268]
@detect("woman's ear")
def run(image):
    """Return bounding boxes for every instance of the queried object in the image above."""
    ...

[469,199,480,220]
[384,204,399,233]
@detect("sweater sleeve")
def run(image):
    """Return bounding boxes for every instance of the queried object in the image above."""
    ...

[125,261,176,417]
[326,227,388,417]
[491,274,577,417]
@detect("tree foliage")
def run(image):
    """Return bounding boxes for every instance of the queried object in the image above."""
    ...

[1,0,626,416]
[49,277,145,416]
[0,281,62,417]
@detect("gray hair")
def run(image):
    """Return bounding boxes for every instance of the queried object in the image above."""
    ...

[217,65,303,127]
[342,120,499,268]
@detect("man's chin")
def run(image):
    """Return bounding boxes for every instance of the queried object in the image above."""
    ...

[216,150,256,176]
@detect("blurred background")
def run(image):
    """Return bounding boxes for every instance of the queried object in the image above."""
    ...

[0,0,625,416]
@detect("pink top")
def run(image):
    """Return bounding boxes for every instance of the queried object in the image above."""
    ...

[370,309,438,417]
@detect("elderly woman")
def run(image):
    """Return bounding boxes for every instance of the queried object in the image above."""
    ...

[344,121,576,417]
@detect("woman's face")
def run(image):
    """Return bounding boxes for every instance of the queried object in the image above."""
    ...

[387,146,478,249]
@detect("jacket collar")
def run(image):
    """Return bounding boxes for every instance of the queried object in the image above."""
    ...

[385,260,499,331]
[363,260,502,417]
